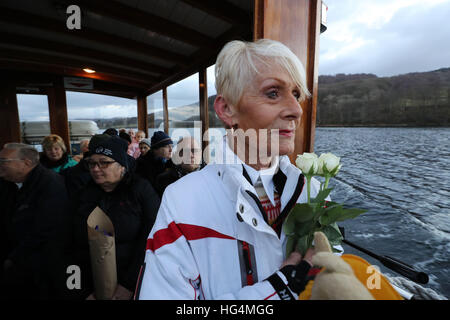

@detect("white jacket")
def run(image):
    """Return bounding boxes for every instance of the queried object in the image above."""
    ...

[137,142,327,300]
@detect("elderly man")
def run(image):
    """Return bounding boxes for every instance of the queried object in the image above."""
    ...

[154,136,203,198]
[136,131,173,190]
[0,143,71,299]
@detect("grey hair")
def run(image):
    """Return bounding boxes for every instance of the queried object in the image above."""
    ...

[3,143,39,165]
[215,39,311,107]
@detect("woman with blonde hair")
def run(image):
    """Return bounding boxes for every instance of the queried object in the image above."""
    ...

[40,134,78,173]
[138,39,325,300]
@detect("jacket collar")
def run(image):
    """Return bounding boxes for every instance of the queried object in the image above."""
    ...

[212,135,303,219]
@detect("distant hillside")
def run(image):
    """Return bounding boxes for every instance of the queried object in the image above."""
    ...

[317,68,450,126]
[93,68,450,129]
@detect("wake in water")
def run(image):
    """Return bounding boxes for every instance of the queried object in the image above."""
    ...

[314,127,450,298]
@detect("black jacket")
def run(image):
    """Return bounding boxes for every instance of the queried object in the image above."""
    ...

[155,161,207,198]
[154,165,188,198]
[1,165,71,299]
[60,158,92,200]
[0,179,18,276]
[135,151,171,190]
[71,173,160,296]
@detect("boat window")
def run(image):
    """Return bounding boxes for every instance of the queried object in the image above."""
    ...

[167,73,201,143]
[66,91,137,136]
[17,94,50,151]
[148,90,165,138]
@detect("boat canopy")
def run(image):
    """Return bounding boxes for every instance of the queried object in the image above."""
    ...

[0,0,326,163]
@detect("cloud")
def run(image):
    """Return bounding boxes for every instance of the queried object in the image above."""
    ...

[319,0,450,76]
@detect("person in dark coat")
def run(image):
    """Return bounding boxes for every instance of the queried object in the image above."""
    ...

[0,178,18,285]
[71,135,160,300]
[0,143,71,299]
[39,134,78,173]
[155,136,203,198]
[60,134,113,200]
[136,131,173,189]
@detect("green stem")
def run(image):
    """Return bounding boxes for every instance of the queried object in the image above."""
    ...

[324,175,331,189]
[306,176,312,204]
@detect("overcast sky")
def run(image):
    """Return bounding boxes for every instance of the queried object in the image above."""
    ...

[17,0,450,121]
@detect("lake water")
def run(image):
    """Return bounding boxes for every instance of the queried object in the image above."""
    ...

[314,127,449,299]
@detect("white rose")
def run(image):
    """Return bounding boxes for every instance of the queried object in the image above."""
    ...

[318,153,341,176]
[295,152,318,176]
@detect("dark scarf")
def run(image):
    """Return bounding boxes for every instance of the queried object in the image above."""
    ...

[40,152,69,169]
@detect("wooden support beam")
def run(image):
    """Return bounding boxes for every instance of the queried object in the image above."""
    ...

[0,61,148,94]
[198,68,209,162]
[0,81,21,147]
[179,0,251,26]
[0,6,190,66]
[163,88,169,135]
[0,32,171,76]
[145,26,252,96]
[137,95,149,137]
[46,77,71,153]
[253,0,322,161]
[0,48,159,86]
[77,0,215,48]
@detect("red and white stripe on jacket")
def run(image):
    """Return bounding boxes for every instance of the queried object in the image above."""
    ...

[137,155,324,300]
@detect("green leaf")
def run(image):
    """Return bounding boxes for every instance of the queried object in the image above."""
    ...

[319,205,344,226]
[283,213,296,236]
[320,224,343,244]
[296,235,310,256]
[335,208,367,221]
[292,203,316,222]
[311,188,332,204]
[294,220,316,238]
[285,235,297,256]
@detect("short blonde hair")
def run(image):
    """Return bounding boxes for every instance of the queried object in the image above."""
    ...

[41,134,67,153]
[215,39,310,107]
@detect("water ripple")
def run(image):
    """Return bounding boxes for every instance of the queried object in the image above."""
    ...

[315,127,450,298]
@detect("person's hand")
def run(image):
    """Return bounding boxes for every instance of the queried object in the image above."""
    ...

[277,248,315,296]
[280,248,315,268]
[112,285,133,300]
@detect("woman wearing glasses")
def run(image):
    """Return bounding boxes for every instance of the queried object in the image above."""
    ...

[70,135,160,300]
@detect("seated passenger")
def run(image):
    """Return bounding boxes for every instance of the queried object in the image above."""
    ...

[71,135,160,300]
[40,134,78,173]
[136,131,173,189]
[138,138,151,157]
[129,130,146,159]
[0,143,71,299]
[60,135,110,200]
[138,39,318,300]
[155,136,203,197]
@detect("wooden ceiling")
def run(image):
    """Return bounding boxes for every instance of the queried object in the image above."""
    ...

[0,0,254,98]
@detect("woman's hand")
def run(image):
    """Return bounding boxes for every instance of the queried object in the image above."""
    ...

[281,247,315,268]
[112,285,133,300]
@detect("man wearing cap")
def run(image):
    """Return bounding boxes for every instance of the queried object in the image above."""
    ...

[136,131,173,191]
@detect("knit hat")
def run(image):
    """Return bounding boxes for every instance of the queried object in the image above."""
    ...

[139,138,151,148]
[119,131,132,144]
[88,135,129,168]
[151,131,173,149]
[103,128,118,136]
